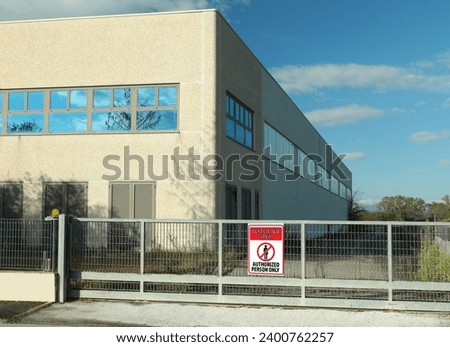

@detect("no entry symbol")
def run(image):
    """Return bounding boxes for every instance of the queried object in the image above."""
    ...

[257,242,275,261]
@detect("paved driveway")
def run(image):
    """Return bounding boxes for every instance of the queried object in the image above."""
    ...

[2,300,450,327]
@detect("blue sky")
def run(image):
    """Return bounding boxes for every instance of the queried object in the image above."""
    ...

[1,0,449,206]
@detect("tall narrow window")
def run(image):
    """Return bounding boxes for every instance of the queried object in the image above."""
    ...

[264,123,295,171]
[226,93,253,149]
[225,185,238,219]
[0,183,23,219]
[241,188,252,220]
[330,176,339,195]
[254,191,260,220]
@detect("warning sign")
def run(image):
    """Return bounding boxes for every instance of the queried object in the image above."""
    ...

[248,223,284,276]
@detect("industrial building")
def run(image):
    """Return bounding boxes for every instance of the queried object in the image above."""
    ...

[0,9,351,220]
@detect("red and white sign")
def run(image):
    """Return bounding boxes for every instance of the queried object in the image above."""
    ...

[248,223,284,276]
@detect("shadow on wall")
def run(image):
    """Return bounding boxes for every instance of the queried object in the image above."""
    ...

[169,125,217,220]
[2,172,107,220]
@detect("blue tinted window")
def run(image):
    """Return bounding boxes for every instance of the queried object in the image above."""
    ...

[50,113,87,133]
[138,110,177,131]
[158,87,177,106]
[229,98,235,117]
[264,123,295,171]
[93,111,131,132]
[245,130,253,148]
[138,88,156,107]
[225,94,253,149]
[114,88,131,107]
[94,89,111,108]
[239,105,244,123]
[92,112,108,132]
[9,92,25,111]
[235,124,245,143]
[7,114,43,133]
[226,118,234,137]
[70,90,87,109]
[28,91,44,110]
[51,91,67,109]
[3,85,178,136]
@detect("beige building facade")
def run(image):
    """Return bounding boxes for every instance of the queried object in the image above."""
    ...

[0,10,351,221]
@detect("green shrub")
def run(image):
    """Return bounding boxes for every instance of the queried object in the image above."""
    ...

[418,244,450,282]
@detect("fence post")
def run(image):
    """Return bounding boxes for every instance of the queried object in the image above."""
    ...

[301,222,306,305]
[218,221,223,297]
[387,223,393,303]
[52,219,58,272]
[140,220,145,293]
[57,214,67,303]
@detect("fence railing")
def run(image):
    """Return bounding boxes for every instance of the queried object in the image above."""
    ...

[0,219,57,271]
[2,216,450,310]
[64,217,450,311]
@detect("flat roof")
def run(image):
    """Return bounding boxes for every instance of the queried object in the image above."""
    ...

[0,8,217,25]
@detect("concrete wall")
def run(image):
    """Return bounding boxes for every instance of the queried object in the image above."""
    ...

[215,14,351,221]
[0,10,351,221]
[216,14,263,219]
[0,272,56,302]
[261,70,351,220]
[0,11,219,219]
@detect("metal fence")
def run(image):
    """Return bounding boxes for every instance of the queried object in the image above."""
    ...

[0,219,57,271]
[65,218,450,311]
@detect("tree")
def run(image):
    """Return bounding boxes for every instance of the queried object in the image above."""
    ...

[347,190,367,220]
[427,195,450,221]
[359,210,383,221]
[377,195,426,221]
[443,194,450,208]
[8,120,42,133]
[105,89,160,131]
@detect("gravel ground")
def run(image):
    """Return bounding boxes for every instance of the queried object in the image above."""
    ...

[0,301,49,323]
[3,300,450,327]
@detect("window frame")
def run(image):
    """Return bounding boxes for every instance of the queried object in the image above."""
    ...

[0,84,179,135]
[241,188,252,220]
[225,184,238,220]
[109,182,156,219]
[43,182,88,218]
[263,121,351,199]
[0,182,23,219]
[225,93,254,149]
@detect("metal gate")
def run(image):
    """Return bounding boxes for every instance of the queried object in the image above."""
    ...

[64,216,450,311]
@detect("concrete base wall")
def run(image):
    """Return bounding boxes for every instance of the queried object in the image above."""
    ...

[0,272,56,302]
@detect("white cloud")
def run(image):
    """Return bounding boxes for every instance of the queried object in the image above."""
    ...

[270,63,450,94]
[408,130,450,143]
[392,107,406,113]
[0,0,250,21]
[342,152,368,161]
[305,104,383,126]
[359,198,380,207]
[439,159,450,167]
